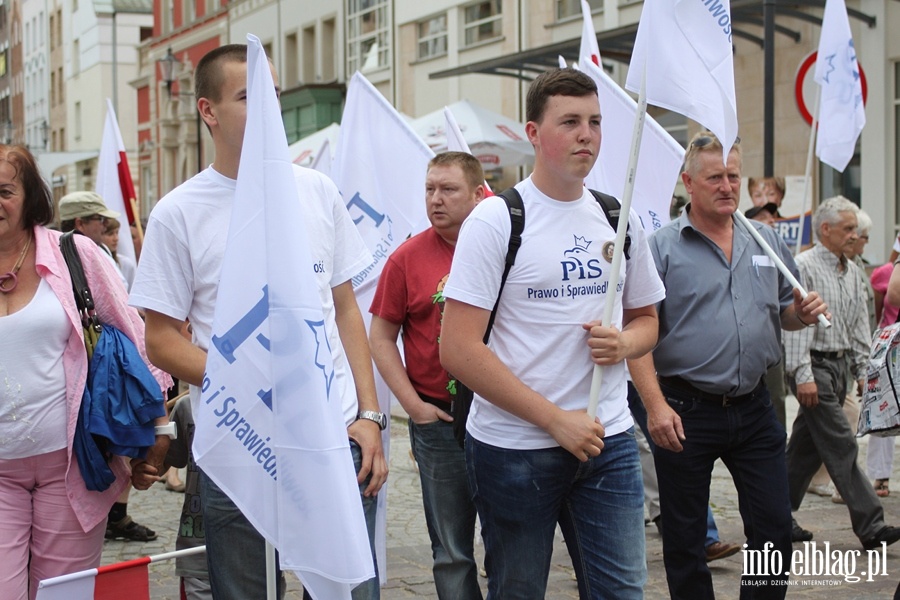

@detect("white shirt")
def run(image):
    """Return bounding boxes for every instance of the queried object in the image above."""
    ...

[130,166,372,426]
[0,279,70,458]
[444,177,665,449]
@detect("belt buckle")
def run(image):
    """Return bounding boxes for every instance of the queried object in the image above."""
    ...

[721,395,733,407]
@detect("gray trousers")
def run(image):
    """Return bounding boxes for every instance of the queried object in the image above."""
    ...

[787,353,885,542]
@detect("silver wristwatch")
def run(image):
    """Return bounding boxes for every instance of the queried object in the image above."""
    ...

[357,410,387,430]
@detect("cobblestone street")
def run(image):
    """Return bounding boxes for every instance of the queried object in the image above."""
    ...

[104,399,900,598]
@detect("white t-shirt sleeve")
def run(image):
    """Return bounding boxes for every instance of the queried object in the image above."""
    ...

[129,207,194,320]
[621,208,667,309]
[443,196,511,310]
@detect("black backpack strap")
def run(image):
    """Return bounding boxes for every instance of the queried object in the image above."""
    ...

[589,189,631,260]
[483,187,525,344]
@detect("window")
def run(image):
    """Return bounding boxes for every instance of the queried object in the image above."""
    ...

[555,0,602,20]
[301,27,314,83]
[322,18,336,80]
[73,39,80,74]
[183,0,195,26]
[347,0,389,74]
[463,0,501,47]
[49,14,55,50]
[417,14,447,60]
[74,101,81,141]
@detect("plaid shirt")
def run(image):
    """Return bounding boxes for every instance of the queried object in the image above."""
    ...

[784,243,870,385]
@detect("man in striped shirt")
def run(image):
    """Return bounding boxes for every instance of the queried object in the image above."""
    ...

[785,196,900,549]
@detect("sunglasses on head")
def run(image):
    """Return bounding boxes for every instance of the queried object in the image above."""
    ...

[691,135,741,149]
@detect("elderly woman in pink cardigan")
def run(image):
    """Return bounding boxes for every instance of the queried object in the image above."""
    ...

[0,145,171,600]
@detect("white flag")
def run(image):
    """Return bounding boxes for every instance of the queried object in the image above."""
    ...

[96,99,137,267]
[331,72,434,298]
[815,0,865,172]
[579,0,600,67]
[330,71,435,584]
[444,106,493,195]
[626,0,738,164]
[197,36,373,599]
[582,59,683,233]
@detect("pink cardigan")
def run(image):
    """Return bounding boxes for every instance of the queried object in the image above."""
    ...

[33,226,172,532]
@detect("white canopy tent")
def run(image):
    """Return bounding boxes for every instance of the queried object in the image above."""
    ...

[288,122,341,167]
[411,99,533,169]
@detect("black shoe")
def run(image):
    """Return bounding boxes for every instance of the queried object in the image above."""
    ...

[653,515,663,537]
[863,526,900,551]
[791,520,813,543]
[105,516,158,541]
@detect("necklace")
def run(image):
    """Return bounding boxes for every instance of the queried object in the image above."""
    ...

[0,234,32,293]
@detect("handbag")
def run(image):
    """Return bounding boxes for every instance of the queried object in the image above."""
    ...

[60,232,102,359]
[858,313,900,437]
[59,232,166,491]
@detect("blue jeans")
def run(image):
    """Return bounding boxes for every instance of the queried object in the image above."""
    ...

[627,382,721,547]
[201,443,379,600]
[409,419,482,599]
[466,430,645,599]
[654,382,791,600]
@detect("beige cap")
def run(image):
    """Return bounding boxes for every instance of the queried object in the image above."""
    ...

[59,191,120,221]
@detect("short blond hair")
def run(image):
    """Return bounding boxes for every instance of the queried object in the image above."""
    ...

[683,131,742,176]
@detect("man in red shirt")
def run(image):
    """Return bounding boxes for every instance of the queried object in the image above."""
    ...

[369,151,485,599]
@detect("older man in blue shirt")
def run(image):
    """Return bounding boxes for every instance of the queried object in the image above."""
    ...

[630,131,826,600]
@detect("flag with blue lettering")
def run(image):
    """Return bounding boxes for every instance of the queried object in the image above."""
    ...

[815,0,865,172]
[626,0,738,164]
[196,36,373,598]
[579,40,683,234]
[330,71,435,584]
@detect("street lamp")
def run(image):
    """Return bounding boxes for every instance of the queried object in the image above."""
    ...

[157,47,179,97]
[157,47,202,174]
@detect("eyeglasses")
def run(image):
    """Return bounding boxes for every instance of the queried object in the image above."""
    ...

[690,135,741,149]
[82,215,108,224]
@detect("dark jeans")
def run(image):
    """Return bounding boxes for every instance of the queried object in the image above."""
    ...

[409,419,482,599]
[628,383,722,547]
[466,431,645,599]
[201,443,379,600]
[654,382,791,600]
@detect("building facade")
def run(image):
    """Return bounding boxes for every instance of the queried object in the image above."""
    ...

[126,0,899,262]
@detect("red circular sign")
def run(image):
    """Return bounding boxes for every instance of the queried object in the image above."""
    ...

[795,51,868,126]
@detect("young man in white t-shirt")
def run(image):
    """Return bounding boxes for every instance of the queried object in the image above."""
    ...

[440,69,665,598]
[129,45,386,600]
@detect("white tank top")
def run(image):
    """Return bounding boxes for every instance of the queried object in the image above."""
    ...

[0,278,70,459]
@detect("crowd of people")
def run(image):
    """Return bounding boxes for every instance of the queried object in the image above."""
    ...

[2,44,900,600]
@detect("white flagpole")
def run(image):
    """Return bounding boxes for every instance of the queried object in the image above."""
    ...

[733,209,830,327]
[587,69,647,419]
[795,86,821,257]
[266,541,277,600]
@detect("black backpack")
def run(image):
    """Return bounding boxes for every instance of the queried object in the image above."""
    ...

[450,187,631,447]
